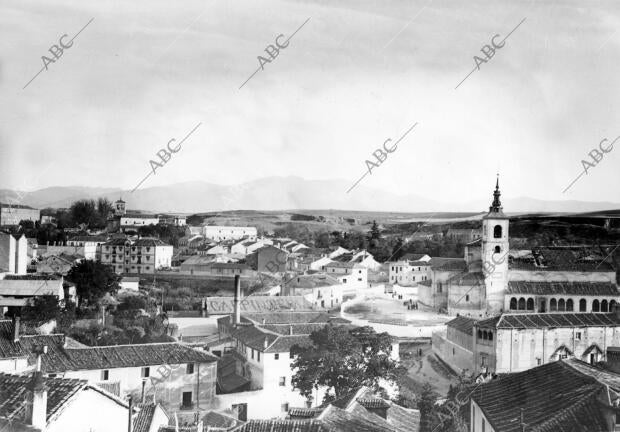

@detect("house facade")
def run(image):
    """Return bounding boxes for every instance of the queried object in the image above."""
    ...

[99,238,173,274]
[203,226,257,242]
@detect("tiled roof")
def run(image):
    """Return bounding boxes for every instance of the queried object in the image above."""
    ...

[133,403,160,432]
[325,261,357,269]
[0,321,27,359]
[234,420,330,432]
[67,235,108,242]
[506,281,618,296]
[205,296,315,315]
[265,335,314,353]
[509,247,615,272]
[400,253,428,261]
[242,312,332,325]
[261,323,332,336]
[0,279,63,296]
[202,410,241,429]
[0,203,35,209]
[30,342,217,373]
[133,238,169,247]
[430,258,467,271]
[471,359,617,432]
[285,274,341,288]
[0,373,86,422]
[446,316,477,335]
[447,271,484,286]
[477,312,620,329]
[287,387,419,432]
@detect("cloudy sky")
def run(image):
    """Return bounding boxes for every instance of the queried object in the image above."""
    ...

[2,0,620,206]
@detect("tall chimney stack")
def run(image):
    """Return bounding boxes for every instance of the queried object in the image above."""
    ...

[13,316,20,342]
[26,346,48,429]
[234,275,241,325]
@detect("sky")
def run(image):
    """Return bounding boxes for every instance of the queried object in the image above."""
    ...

[1,0,620,206]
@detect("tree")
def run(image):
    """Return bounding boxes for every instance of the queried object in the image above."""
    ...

[66,261,120,307]
[21,295,62,326]
[417,382,438,432]
[291,325,400,402]
[369,220,381,241]
[96,198,114,221]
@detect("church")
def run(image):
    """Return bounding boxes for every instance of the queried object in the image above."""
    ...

[420,178,619,318]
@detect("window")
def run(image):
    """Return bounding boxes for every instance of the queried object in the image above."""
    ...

[537,358,541,366]
[510,298,517,310]
[251,349,254,360]
[186,363,194,374]
[494,245,501,254]
[182,392,192,408]
[275,353,279,360]
[141,367,150,378]
[482,419,486,432]
[493,225,502,238]
[580,299,587,312]
[101,370,109,381]
[281,403,289,412]
[465,295,469,302]
[257,351,261,362]
[518,298,526,310]
[593,300,600,312]
[575,332,582,340]
[566,299,574,311]
[279,377,286,386]
[527,298,534,311]
[358,278,362,282]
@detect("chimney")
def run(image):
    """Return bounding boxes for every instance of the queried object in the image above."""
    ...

[13,316,20,342]
[264,337,268,349]
[141,380,146,403]
[127,396,133,432]
[234,275,241,325]
[26,346,48,430]
[289,325,293,335]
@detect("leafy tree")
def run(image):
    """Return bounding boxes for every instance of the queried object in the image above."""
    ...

[369,220,381,241]
[417,382,439,432]
[21,295,62,326]
[291,325,400,402]
[96,198,114,221]
[66,261,120,307]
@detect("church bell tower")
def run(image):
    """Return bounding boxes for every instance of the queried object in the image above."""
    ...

[482,176,509,314]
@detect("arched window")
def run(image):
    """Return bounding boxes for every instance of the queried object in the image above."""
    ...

[527,298,534,310]
[494,246,501,254]
[566,299,574,311]
[493,225,502,238]
[558,299,565,311]
[579,299,587,312]
[601,300,608,312]
[510,298,517,310]
[482,331,488,340]
[478,330,482,339]
[550,298,557,311]
[488,332,493,341]
[611,300,617,312]
[593,300,600,312]
[518,298,526,310]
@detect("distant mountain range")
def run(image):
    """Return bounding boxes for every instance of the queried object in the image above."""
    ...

[1,177,619,214]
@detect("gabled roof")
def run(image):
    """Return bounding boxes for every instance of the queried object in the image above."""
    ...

[507,281,618,296]
[446,316,477,335]
[287,387,420,432]
[133,402,168,432]
[0,278,63,296]
[477,312,620,330]
[0,373,129,425]
[430,258,467,271]
[471,359,618,432]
